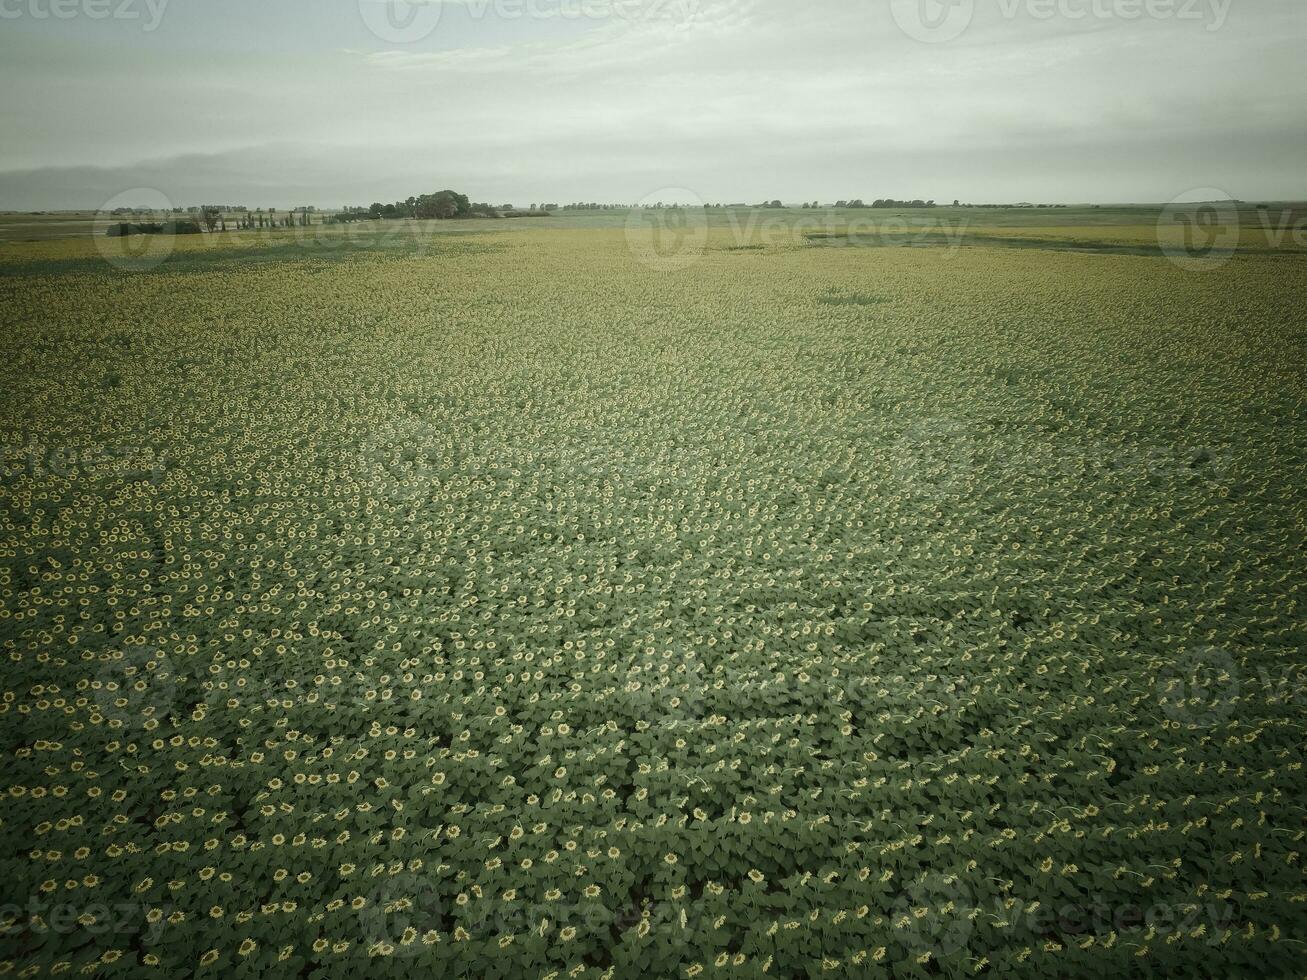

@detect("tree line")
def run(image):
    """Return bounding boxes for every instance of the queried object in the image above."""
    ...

[331,191,553,222]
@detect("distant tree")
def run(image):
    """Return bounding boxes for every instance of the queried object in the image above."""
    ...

[407,191,468,219]
[332,190,480,222]
[198,206,220,232]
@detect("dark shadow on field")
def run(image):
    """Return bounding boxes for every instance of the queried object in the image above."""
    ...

[0,233,504,277]
[804,231,1306,258]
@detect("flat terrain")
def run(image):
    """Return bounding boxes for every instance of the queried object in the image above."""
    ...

[1,212,1305,978]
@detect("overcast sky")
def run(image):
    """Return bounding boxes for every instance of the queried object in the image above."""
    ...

[0,0,1303,209]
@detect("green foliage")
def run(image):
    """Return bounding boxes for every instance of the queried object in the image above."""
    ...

[0,223,1303,978]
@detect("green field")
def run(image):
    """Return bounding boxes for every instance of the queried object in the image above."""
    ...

[1,212,1305,978]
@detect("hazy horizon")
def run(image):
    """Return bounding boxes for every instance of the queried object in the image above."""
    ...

[3,191,1295,213]
[2,0,1304,210]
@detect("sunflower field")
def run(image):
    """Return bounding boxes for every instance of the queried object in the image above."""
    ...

[1,218,1305,978]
